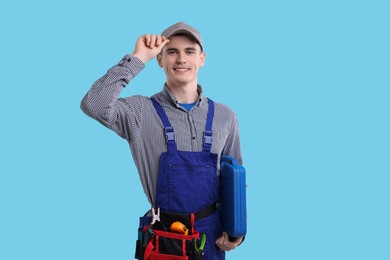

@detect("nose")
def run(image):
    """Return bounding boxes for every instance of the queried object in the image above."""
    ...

[176,51,186,64]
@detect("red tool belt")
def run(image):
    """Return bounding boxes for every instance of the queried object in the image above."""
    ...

[135,204,216,260]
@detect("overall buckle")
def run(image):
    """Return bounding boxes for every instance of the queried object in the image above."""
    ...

[165,127,175,142]
[203,130,212,145]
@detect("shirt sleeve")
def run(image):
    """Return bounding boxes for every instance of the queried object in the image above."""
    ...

[80,55,145,141]
[222,113,243,165]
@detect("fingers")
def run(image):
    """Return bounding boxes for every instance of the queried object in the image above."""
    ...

[143,34,151,48]
[159,36,170,49]
[216,232,239,252]
[131,34,170,64]
[215,232,230,251]
[215,232,236,251]
[142,34,169,49]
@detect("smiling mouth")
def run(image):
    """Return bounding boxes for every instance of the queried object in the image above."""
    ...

[173,68,190,72]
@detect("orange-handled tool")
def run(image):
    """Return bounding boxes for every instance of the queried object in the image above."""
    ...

[170,221,188,235]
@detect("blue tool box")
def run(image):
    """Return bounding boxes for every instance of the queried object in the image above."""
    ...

[219,156,247,237]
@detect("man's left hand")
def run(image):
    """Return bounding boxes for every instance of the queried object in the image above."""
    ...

[215,232,243,251]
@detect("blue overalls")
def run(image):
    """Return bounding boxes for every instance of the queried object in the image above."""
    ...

[150,97,225,260]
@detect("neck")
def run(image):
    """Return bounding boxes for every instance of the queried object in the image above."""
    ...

[166,81,199,103]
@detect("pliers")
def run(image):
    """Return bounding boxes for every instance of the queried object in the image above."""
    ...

[194,233,206,252]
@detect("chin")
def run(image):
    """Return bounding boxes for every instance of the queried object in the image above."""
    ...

[172,77,193,84]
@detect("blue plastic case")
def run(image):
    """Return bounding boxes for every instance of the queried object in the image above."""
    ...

[219,156,247,237]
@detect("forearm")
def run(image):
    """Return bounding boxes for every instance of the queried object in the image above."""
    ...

[80,55,145,127]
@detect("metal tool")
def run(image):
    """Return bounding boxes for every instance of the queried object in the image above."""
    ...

[150,208,160,225]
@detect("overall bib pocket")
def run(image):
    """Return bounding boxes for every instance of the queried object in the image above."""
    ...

[168,164,218,212]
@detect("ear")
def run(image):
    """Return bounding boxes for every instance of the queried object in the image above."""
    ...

[199,51,206,67]
[157,53,163,68]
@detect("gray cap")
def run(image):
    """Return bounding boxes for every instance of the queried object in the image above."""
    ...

[161,22,203,50]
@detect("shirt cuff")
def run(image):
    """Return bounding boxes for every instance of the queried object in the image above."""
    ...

[118,54,145,76]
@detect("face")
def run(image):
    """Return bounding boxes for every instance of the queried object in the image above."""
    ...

[157,35,206,88]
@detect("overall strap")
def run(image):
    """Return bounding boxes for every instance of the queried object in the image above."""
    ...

[203,98,215,152]
[150,98,177,151]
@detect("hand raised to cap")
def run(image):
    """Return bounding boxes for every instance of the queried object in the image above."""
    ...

[130,34,170,64]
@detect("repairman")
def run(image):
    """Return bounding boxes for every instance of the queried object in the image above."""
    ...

[81,22,244,259]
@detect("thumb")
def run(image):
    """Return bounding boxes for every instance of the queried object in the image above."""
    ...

[157,37,170,51]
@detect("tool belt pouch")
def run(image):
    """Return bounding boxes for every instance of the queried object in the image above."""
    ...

[135,213,204,260]
[135,215,153,260]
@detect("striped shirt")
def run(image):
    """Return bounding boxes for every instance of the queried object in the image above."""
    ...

[80,55,243,206]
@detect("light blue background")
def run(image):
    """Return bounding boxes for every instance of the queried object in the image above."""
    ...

[1,0,389,259]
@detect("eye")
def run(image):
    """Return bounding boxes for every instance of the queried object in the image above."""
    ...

[167,50,176,55]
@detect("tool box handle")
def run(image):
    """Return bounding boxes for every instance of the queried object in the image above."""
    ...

[221,156,239,166]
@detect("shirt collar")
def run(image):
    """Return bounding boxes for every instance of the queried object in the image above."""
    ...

[162,83,206,108]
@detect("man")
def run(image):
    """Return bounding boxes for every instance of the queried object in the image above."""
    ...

[81,22,244,259]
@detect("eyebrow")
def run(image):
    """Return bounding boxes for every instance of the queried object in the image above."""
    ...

[165,47,198,52]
